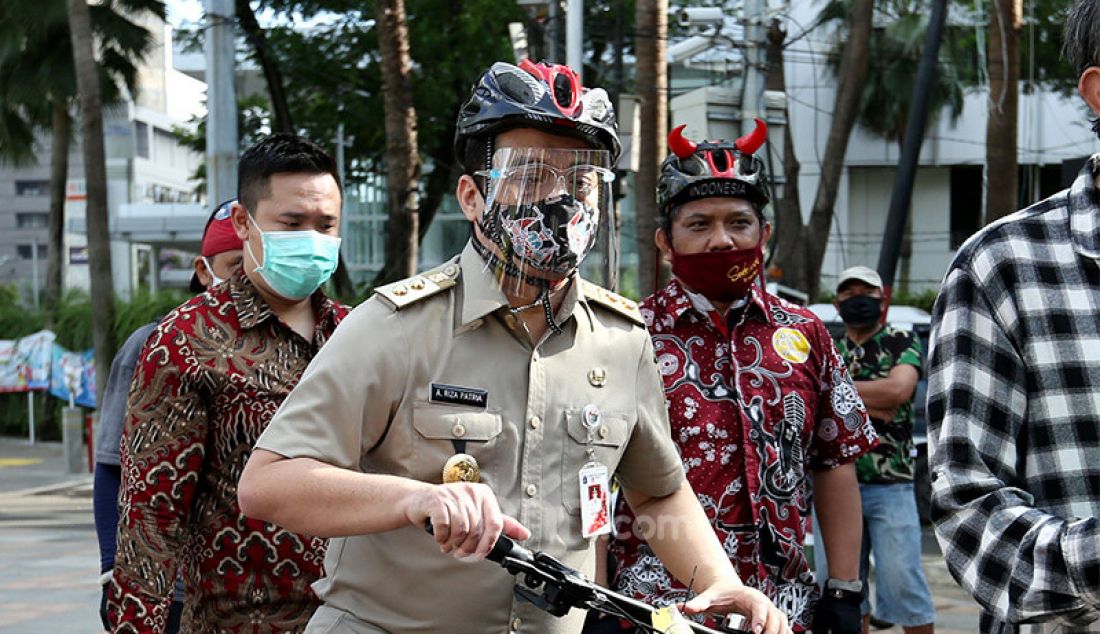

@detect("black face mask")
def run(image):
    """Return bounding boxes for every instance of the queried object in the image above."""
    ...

[838,295,882,327]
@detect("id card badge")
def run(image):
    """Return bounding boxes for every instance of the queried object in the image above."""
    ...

[579,463,611,538]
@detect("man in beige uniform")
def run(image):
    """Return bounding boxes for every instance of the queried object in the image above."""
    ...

[239,61,789,634]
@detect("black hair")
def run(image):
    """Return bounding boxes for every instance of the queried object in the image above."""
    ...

[1064,0,1100,139]
[237,134,342,212]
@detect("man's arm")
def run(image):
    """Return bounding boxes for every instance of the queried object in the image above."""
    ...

[107,325,206,632]
[624,483,790,634]
[238,451,529,556]
[853,364,919,411]
[929,266,1100,625]
[811,463,861,581]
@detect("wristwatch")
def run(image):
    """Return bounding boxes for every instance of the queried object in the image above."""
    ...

[824,577,864,600]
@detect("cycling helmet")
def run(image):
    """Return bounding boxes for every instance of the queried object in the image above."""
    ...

[454,60,621,162]
[656,119,770,223]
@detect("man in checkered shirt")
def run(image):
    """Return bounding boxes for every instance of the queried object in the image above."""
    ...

[928,2,1100,631]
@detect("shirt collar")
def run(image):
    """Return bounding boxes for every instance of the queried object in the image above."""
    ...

[458,240,585,329]
[1068,154,1100,260]
[656,278,772,326]
[228,269,339,335]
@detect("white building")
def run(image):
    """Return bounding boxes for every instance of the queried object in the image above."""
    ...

[1,14,207,300]
[667,0,1100,296]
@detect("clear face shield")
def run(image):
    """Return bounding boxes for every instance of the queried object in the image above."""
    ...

[473,147,617,290]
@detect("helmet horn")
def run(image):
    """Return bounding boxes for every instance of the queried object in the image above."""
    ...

[668,124,697,159]
[734,118,768,155]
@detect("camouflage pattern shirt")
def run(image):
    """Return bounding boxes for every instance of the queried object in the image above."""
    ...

[837,326,922,484]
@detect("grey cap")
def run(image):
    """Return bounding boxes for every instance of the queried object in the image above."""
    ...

[837,265,883,291]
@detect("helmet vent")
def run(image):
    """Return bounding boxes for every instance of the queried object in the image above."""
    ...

[553,74,574,111]
[710,150,730,173]
[499,74,536,105]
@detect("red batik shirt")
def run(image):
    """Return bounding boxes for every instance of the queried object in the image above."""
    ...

[609,279,877,631]
[108,271,348,633]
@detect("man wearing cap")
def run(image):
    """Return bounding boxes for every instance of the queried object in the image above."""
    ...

[605,124,877,634]
[92,198,243,633]
[815,267,934,634]
[238,61,789,634]
[106,134,349,633]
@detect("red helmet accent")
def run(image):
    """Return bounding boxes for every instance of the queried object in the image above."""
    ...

[735,118,768,155]
[703,150,737,178]
[668,124,698,159]
[519,59,582,117]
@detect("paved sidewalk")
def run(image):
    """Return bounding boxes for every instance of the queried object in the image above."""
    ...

[0,436,985,632]
[0,437,99,633]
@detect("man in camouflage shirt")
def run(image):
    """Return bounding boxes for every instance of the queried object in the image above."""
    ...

[819,266,935,634]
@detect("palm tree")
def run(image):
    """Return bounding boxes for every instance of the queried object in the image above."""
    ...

[769,0,874,301]
[64,0,165,397]
[826,1,965,148]
[634,0,668,296]
[0,0,165,315]
[373,0,421,286]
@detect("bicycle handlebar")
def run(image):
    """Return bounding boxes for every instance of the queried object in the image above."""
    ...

[427,522,750,634]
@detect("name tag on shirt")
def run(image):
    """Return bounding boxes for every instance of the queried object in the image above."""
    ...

[430,383,488,408]
[579,463,611,538]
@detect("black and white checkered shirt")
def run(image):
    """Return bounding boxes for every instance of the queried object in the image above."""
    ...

[928,155,1100,633]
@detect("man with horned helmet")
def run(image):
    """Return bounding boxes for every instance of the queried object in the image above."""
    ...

[238,61,790,634]
[605,121,877,633]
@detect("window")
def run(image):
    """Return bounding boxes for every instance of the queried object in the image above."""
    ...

[949,166,983,249]
[16,212,48,229]
[15,180,50,197]
[17,244,48,260]
[135,121,149,159]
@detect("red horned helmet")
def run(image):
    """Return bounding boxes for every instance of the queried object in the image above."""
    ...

[657,119,770,216]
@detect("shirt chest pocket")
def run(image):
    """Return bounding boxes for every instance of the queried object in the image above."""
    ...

[560,409,630,514]
[411,402,503,486]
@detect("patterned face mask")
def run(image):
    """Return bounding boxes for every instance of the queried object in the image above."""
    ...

[475,147,614,281]
[486,193,598,276]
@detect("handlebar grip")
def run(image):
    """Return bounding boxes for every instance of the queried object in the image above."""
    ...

[424,520,533,565]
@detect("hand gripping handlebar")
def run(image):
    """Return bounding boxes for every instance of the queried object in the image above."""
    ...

[427,522,750,634]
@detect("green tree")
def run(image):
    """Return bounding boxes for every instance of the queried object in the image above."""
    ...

[822,0,965,147]
[0,0,165,314]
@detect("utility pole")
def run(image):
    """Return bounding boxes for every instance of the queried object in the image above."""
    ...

[547,1,563,62]
[876,0,949,306]
[205,0,239,205]
[567,0,583,78]
[741,0,766,137]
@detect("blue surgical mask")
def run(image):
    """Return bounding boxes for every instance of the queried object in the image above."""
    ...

[246,214,341,300]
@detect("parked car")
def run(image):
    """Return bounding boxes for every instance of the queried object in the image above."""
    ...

[808,303,933,525]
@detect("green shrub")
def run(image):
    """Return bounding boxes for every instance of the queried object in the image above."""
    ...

[0,287,190,438]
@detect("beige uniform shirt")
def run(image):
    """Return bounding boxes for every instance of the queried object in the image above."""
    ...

[256,242,685,634]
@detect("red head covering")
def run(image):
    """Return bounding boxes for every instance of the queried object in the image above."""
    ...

[201,199,243,257]
[190,200,244,292]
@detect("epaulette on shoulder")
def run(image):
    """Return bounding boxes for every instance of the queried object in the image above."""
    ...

[374,261,460,309]
[580,280,644,326]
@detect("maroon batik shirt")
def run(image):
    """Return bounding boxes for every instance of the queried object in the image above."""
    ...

[609,279,877,631]
[108,271,348,633]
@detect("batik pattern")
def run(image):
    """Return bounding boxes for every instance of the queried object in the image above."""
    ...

[108,271,348,633]
[611,279,876,630]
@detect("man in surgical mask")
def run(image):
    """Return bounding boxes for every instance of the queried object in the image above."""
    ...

[107,134,350,633]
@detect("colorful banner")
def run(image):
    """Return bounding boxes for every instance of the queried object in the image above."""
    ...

[48,344,96,409]
[0,330,56,392]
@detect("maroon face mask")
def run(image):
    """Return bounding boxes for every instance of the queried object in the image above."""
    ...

[670,239,765,303]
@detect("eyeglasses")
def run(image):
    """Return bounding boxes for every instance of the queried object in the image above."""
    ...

[477,163,615,204]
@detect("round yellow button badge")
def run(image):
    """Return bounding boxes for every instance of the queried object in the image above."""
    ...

[772,327,811,364]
